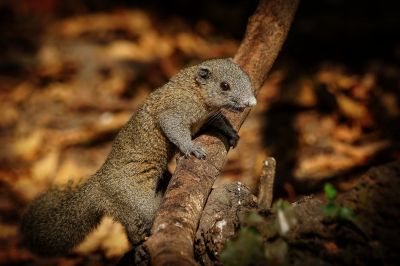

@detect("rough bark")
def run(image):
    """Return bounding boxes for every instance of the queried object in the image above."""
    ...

[142,1,300,265]
[194,157,276,265]
[195,162,400,265]
[251,161,400,265]
[257,157,276,210]
[194,183,258,265]
[185,161,400,266]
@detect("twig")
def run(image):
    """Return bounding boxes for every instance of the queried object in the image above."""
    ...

[258,157,277,210]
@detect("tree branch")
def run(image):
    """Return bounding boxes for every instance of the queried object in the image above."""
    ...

[243,161,400,265]
[143,1,300,265]
[258,157,276,210]
[194,182,257,265]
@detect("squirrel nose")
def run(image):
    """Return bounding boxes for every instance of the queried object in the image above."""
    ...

[246,96,257,107]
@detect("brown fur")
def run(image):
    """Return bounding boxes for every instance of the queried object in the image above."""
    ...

[20,58,255,255]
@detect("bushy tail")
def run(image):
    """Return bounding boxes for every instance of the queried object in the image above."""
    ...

[20,181,103,256]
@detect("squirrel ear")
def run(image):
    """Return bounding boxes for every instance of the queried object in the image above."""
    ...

[196,65,211,85]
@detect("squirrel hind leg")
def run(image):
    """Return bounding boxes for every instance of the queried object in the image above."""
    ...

[111,191,161,246]
[123,216,152,246]
[102,165,163,245]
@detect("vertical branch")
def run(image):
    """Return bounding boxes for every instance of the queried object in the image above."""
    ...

[258,157,277,210]
[143,1,300,265]
[235,0,299,90]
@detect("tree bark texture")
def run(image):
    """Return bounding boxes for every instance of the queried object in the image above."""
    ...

[143,1,300,265]
[194,157,276,265]
[246,161,400,265]
[194,183,258,265]
[257,157,276,210]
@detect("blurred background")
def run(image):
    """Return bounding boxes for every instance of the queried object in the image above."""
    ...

[0,0,399,265]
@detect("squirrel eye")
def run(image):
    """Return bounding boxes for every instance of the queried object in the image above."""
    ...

[220,81,231,91]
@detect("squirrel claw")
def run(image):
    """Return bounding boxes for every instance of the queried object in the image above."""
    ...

[184,145,207,160]
[228,132,240,148]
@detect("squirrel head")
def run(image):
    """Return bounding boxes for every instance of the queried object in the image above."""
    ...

[195,58,256,112]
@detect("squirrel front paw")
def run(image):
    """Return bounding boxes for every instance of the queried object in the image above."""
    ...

[184,144,207,159]
[228,130,240,148]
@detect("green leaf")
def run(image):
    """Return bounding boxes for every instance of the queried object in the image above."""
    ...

[323,203,338,217]
[324,183,337,201]
[245,211,265,225]
[338,206,356,221]
[220,227,265,266]
[274,199,291,211]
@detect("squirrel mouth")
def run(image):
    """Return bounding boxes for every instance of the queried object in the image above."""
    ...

[226,105,246,113]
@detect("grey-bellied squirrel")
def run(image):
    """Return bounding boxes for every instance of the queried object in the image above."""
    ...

[20,58,256,255]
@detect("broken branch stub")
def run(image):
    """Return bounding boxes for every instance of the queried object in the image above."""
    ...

[258,157,277,210]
